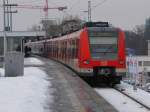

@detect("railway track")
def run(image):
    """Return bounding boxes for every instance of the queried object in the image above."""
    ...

[35,56,150,112]
[114,86,150,110]
[78,73,150,112]
[95,87,150,112]
[54,59,150,111]
[60,64,150,111]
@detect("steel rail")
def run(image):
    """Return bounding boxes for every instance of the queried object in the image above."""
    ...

[114,87,150,110]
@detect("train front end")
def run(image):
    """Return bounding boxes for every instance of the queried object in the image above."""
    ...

[79,22,126,84]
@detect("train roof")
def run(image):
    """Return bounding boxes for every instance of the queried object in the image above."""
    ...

[82,22,109,27]
[46,29,82,42]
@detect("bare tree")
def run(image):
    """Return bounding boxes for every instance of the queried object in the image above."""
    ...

[27,25,41,31]
[125,24,147,55]
[133,24,145,37]
[40,15,82,38]
[145,18,150,41]
[40,19,60,38]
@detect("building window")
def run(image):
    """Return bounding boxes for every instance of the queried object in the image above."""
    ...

[138,61,142,66]
[143,61,150,66]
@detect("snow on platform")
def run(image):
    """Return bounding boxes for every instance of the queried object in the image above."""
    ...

[24,57,45,66]
[0,58,53,112]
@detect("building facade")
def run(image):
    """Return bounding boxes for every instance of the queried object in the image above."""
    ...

[126,56,150,86]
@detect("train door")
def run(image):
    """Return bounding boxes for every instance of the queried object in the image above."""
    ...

[64,41,67,63]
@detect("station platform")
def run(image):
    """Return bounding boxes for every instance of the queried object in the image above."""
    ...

[30,56,118,112]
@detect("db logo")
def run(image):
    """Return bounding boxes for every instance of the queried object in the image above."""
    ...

[101,61,108,66]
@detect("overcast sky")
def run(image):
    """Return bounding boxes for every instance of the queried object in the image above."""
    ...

[0,0,150,31]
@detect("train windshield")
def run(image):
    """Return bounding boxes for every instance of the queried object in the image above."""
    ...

[88,27,118,60]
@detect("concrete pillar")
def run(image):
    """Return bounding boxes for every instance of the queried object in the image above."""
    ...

[5,51,24,77]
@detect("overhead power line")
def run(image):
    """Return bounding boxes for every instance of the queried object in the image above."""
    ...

[69,0,81,11]
[92,0,108,10]
[88,1,91,22]
[17,0,43,4]
[81,0,109,21]
[0,4,67,10]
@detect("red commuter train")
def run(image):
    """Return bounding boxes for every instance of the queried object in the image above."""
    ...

[26,22,126,85]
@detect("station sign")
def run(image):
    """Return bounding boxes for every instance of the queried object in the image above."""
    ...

[128,57,138,75]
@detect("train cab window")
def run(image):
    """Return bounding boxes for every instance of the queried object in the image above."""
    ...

[88,27,118,60]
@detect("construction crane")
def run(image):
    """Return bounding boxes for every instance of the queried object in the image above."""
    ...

[13,5,67,10]
[12,4,67,18]
[13,2,67,37]
[44,0,48,18]
[1,0,67,19]
[1,0,67,37]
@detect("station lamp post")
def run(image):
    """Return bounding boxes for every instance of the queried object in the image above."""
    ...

[3,0,7,58]
[3,0,18,58]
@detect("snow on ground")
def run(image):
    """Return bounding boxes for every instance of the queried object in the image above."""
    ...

[0,67,53,112]
[24,57,45,66]
[117,81,150,108]
[95,88,149,112]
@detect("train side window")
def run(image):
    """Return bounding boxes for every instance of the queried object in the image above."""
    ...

[61,41,63,58]
[74,40,76,58]
[48,42,51,52]
[68,40,71,58]
[62,41,64,58]
[69,40,72,58]
[72,40,75,58]
[54,43,56,56]
[75,39,79,58]
[58,41,60,57]
[63,41,66,58]
[74,40,77,58]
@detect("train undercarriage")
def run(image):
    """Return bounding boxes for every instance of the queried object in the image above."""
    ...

[80,67,122,87]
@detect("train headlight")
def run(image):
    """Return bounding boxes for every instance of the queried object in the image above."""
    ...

[98,68,111,75]
[83,60,90,64]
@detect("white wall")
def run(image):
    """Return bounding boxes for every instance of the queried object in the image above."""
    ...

[127,56,150,73]
[148,40,150,56]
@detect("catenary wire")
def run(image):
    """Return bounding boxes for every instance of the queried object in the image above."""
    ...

[92,0,108,10]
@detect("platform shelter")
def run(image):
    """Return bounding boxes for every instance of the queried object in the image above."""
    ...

[0,31,46,60]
